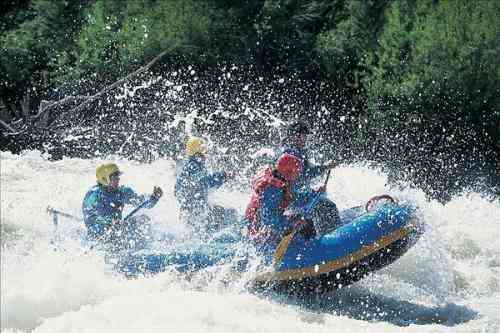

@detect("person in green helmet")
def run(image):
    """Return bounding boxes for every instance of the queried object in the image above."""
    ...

[82,162,163,251]
[175,136,236,235]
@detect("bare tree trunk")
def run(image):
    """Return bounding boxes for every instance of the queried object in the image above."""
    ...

[37,100,51,128]
[20,91,30,118]
[1,48,172,136]
[0,119,17,133]
[0,99,11,122]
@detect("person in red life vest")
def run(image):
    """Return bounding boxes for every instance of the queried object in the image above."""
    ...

[245,153,316,254]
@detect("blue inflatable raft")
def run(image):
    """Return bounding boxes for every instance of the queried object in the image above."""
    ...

[48,193,423,294]
[111,195,423,295]
[251,200,423,294]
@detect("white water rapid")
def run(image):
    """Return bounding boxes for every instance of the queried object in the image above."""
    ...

[1,150,499,332]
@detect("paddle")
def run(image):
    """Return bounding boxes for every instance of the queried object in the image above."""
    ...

[48,198,154,252]
[274,168,332,265]
[324,169,331,187]
[123,198,152,222]
[47,206,82,234]
[47,206,83,223]
[47,198,152,228]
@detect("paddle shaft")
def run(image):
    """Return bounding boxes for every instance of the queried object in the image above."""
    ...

[324,169,331,186]
[274,169,331,264]
[48,198,152,226]
[47,207,83,223]
[123,198,152,221]
[273,194,321,264]
[301,168,330,217]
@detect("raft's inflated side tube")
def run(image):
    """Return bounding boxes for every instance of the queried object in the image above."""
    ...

[252,203,423,295]
[114,223,244,277]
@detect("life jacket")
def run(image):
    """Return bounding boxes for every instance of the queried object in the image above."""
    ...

[245,167,292,242]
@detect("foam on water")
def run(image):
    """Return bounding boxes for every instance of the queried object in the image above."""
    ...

[1,151,499,332]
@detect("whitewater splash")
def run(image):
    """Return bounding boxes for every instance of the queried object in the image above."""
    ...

[1,151,499,332]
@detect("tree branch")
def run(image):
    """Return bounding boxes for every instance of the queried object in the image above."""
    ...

[66,49,170,117]
[0,119,17,134]
[3,48,172,136]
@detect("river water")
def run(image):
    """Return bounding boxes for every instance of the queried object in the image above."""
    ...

[1,150,499,332]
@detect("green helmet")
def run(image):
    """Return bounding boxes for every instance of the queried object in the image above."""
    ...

[96,163,122,186]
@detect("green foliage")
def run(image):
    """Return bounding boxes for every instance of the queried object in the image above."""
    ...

[315,0,389,87]
[117,0,211,61]
[0,0,87,94]
[74,0,121,77]
[368,0,500,129]
[254,0,334,72]
[74,0,238,78]
[0,0,32,32]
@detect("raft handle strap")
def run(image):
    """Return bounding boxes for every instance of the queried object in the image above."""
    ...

[365,194,396,212]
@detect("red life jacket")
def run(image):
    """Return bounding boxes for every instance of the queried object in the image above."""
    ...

[245,168,292,242]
